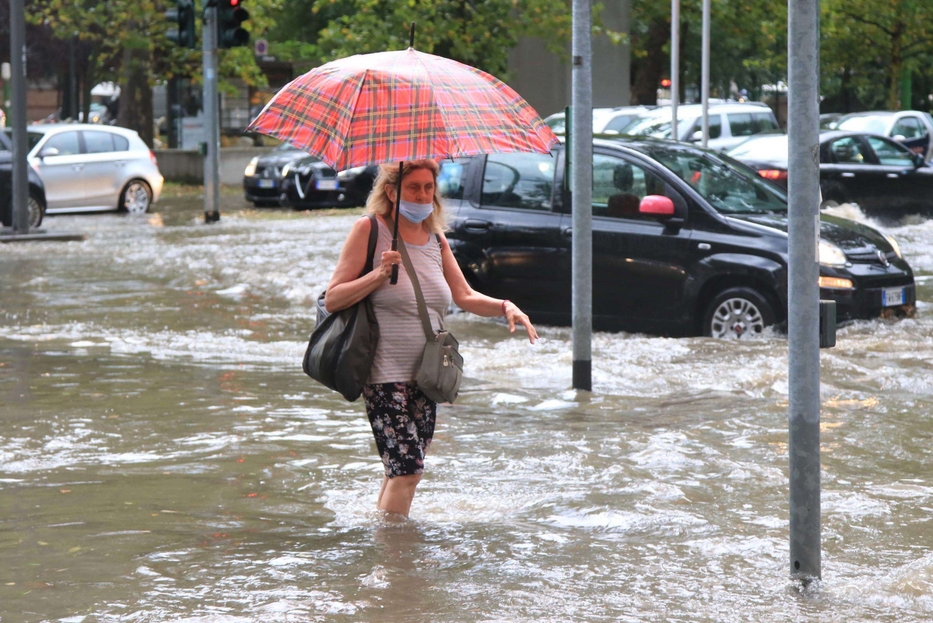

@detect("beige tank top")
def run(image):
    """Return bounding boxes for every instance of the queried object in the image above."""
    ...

[368,217,452,384]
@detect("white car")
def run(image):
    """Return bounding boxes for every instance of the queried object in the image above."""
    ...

[625,102,780,151]
[544,106,656,135]
[24,124,164,214]
[835,110,933,162]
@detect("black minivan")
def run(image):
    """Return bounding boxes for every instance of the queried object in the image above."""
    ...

[442,138,916,337]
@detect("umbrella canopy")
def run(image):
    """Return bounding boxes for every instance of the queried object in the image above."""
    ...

[246,48,559,171]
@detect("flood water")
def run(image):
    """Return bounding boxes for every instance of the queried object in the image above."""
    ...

[1,193,932,622]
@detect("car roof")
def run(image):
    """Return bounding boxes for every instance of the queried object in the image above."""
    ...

[633,103,774,122]
[26,123,138,137]
[837,111,895,119]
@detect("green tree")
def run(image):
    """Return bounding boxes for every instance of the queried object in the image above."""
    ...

[822,0,933,110]
[28,0,278,143]
[310,0,573,79]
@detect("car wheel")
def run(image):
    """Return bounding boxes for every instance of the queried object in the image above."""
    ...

[120,179,153,215]
[702,286,776,339]
[28,190,46,229]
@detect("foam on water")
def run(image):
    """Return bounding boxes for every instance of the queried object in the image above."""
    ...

[3,207,933,622]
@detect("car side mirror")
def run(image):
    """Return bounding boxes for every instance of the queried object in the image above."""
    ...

[689,131,703,143]
[38,147,60,159]
[914,153,926,168]
[639,195,675,217]
[893,134,906,142]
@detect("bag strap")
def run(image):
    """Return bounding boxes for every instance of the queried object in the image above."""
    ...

[394,229,437,342]
[358,214,379,279]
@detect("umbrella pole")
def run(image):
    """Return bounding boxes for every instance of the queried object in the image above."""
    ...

[389,161,403,285]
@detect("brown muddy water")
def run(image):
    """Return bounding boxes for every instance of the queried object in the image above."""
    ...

[0,192,931,622]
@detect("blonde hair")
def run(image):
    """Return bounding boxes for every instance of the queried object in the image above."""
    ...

[365,160,447,234]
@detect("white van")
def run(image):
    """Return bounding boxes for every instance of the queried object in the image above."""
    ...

[625,103,780,151]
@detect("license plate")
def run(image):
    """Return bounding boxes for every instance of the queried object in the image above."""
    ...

[316,179,338,190]
[882,287,905,307]
[258,179,275,188]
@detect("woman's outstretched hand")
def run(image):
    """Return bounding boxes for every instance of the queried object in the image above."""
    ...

[504,301,538,344]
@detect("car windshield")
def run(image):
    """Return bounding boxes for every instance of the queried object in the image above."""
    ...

[641,144,788,214]
[3,129,44,151]
[727,134,788,164]
[274,142,301,152]
[837,116,889,135]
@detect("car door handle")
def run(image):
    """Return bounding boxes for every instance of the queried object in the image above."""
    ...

[841,172,855,178]
[886,173,899,178]
[114,160,126,166]
[562,227,572,239]
[72,164,84,171]
[464,219,490,233]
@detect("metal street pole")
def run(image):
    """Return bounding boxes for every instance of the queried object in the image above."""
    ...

[203,4,221,223]
[571,0,593,391]
[787,0,821,581]
[671,0,680,139]
[9,0,29,233]
[700,0,710,147]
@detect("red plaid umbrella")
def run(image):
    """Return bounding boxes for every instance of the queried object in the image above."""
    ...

[246,47,559,171]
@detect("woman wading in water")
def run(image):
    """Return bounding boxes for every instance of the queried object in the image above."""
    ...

[324,160,537,517]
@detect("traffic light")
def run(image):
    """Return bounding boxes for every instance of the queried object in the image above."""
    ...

[660,78,672,88]
[217,0,249,48]
[166,0,197,49]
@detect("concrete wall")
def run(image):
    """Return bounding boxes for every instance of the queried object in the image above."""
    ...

[507,0,631,119]
[154,146,274,186]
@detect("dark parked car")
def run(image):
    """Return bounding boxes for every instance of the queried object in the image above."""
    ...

[0,130,46,228]
[444,138,915,337]
[727,131,933,214]
[243,143,307,207]
[336,165,379,207]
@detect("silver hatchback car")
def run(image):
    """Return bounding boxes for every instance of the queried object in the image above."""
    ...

[23,124,164,215]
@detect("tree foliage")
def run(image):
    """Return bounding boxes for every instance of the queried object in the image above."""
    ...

[308,0,572,80]
[630,0,933,113]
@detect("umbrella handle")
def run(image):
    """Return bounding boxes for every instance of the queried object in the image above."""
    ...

[389,161,403,285]
[389,239,399,284]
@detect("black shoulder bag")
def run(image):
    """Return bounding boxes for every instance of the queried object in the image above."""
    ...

[302,214,380,402]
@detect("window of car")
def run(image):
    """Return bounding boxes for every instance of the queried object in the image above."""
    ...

[437,159,469,200]
[481,152,556,210]
[837,116,889,135]
[892,116,924,139]
[643,146,786,214]
[602,114,639,134]
[41,131,81,156]
[83,131,115,154]
[866,136,916,167]
[728,113,756,137]
[592,154,667,220]
[112,134,129,151]
[752,112,778,132]
[828,137,870,164]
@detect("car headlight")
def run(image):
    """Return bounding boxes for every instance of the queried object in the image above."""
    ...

[337,165,367,180]
[244,156,259,177]
[882,233,902,259]
[281,164,291,178]
[818,239,848,267]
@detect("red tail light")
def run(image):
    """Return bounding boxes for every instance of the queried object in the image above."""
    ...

[757,169,788,181]
[149,150,158,167]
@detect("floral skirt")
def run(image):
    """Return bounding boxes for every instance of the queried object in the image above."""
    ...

[363,382,437,478]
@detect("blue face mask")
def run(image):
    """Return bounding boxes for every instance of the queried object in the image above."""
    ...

[398,199,435,224]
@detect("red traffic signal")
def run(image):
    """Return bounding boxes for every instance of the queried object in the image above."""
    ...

[660,79,672,88]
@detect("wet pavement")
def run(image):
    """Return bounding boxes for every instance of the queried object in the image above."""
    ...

[1,190,931,622]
